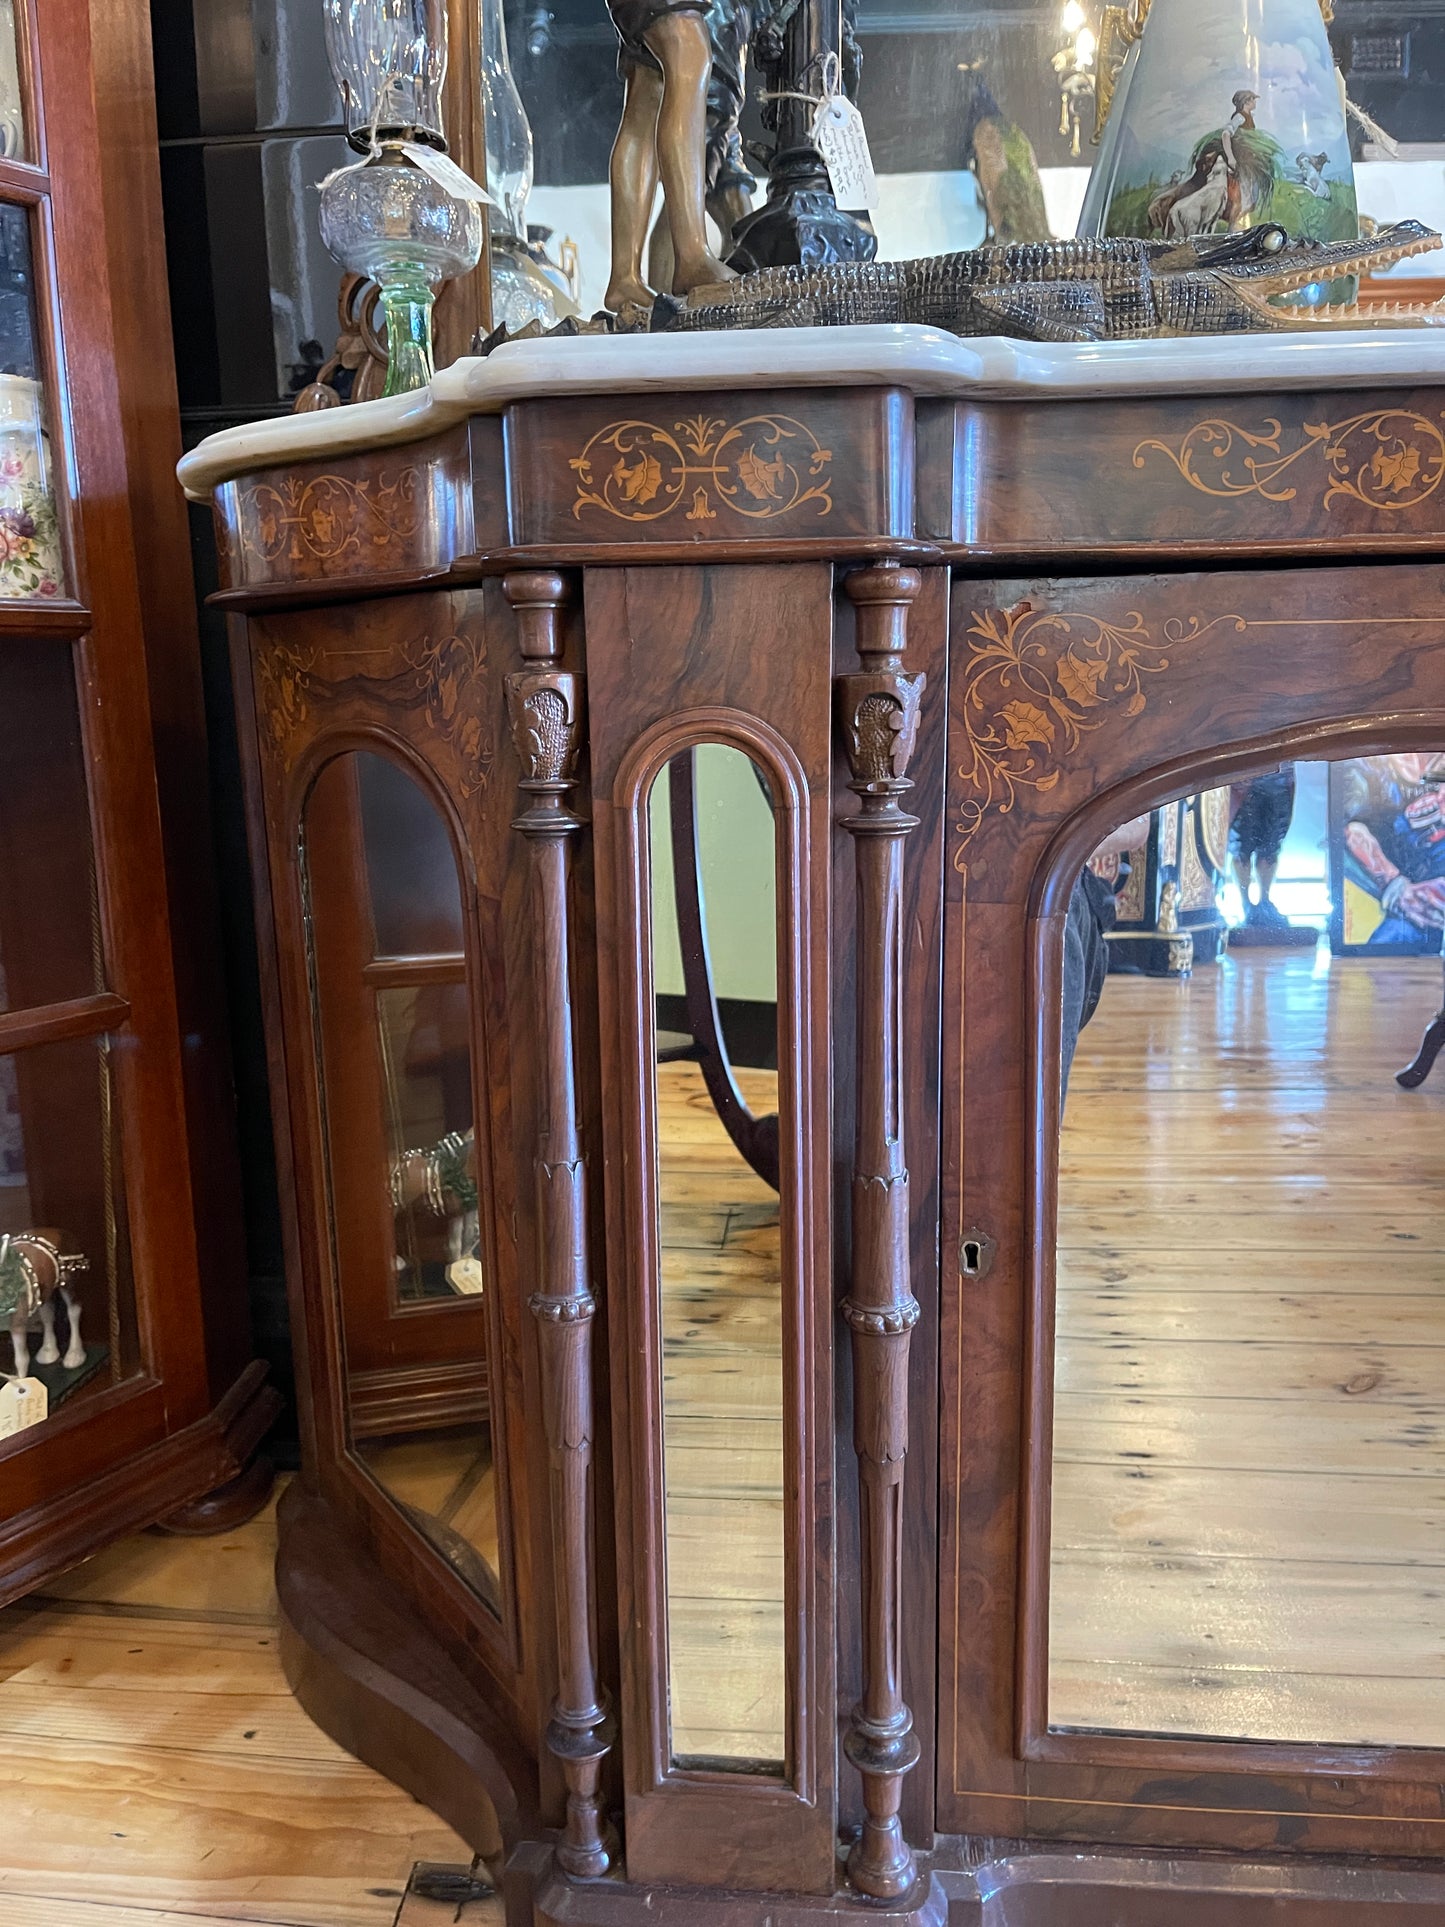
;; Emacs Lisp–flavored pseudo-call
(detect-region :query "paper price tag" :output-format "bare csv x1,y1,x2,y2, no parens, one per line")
398,142,493,207
447,1256,487,1297
810,96,879,211
0,1375,47,1439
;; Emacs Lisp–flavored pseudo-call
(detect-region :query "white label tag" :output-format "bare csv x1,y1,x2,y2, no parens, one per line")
0,1376,47,1439
398,142,493,206
446,1256,487,1297
811,96,879,211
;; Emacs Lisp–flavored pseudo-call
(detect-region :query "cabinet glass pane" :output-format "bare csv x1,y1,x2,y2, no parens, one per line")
0,1,24,164
0,644,102,1014
650,745,787,1773
0,1032,137,1436
0,206,62,601
357,751,465,958
303,749,498,1616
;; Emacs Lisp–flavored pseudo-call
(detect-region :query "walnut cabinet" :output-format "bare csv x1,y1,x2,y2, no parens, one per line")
189,338,1445,1925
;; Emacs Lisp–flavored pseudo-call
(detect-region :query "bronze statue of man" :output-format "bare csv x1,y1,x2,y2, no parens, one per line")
605,0,738,308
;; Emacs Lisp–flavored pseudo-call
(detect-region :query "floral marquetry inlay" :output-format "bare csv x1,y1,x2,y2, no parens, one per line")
1133,409,1445,512
569,412,832,525
952,606,1232,862
234,467,424,566
255,631,492,796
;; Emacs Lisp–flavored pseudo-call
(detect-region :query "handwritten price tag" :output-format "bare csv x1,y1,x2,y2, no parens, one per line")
398,142,493,206
0,1376,47,1439
811,96,879,211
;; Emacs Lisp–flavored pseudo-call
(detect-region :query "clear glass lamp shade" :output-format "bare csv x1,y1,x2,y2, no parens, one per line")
318,152,483,395
480,0,533,240
324,0,449,147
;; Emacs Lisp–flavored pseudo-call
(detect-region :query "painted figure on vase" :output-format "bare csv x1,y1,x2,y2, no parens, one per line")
1079,0,1356,245
1148,91,1283,237
605,0,738,309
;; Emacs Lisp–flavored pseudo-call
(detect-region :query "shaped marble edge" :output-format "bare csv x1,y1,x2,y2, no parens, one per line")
176,323,1445,501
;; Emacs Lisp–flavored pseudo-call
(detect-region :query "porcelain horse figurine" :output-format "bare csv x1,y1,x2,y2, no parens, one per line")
0,1229,88,1378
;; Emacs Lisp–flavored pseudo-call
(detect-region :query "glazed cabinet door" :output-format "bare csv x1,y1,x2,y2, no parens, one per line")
240,586,538,1735
0,0,215,1563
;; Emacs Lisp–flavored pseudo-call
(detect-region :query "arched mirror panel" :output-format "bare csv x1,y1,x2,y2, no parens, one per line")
647,741,786,1773
1046,749,1445,1753
302,746,500,1617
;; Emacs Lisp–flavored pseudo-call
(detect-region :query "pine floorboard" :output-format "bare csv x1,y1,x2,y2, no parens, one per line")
1052,946,1445,1747
0,1488,495,1927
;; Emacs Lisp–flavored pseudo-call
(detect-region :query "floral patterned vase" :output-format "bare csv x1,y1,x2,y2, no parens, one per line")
0,374,62,599
1078,0,1356,247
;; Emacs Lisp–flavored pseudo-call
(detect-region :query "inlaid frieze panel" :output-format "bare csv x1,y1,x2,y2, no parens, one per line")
925,390,1445,557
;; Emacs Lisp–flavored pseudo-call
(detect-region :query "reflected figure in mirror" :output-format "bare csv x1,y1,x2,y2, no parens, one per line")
0,1228,86,1377
1062,814,1149,1093
1229,765,1300,940
606,0,739,308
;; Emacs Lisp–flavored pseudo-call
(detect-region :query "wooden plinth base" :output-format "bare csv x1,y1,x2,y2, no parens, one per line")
512,1841,947,1927
274,1479,535,1863
514,1840,1445,1926
940,1846,1445,1923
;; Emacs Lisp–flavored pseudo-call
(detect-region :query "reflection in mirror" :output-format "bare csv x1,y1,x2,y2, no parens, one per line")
1050,754,1445,1748
650,744,786,1772
0,1032,137,1435
303,750,498,1613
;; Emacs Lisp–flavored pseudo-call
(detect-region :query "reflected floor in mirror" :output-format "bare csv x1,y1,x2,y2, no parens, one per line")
1052,945,1445,1747
658,1058,784,1766
355,1428,500,1607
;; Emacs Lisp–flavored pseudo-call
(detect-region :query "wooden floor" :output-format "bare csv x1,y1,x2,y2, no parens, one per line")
658,1060,785,1768
1052,945,1445,1747
0,1488,498,1927
6,949,1436,1913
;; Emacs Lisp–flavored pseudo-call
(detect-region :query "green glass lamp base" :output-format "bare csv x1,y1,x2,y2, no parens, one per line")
379,278,437,396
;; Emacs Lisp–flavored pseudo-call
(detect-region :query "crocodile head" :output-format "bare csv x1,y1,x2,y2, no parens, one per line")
1152,219,1445,329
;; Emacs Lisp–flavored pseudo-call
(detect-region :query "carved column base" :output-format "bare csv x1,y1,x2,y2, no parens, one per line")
844,1713,923,1900
726,147,878,272
547,1713,619,1879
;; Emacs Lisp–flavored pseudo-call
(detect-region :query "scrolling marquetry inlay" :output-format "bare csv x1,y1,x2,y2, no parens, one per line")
235,468,425,564
569,412,833,525
1133,409,1445,512
952,605,1229,860
255,631,493,796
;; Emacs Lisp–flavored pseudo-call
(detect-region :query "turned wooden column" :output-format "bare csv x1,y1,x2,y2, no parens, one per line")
504,571,615,1879
836,560,925,1901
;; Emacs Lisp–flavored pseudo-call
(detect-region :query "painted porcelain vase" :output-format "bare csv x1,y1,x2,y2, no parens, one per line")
1078,0,1356,246
0,375,62,600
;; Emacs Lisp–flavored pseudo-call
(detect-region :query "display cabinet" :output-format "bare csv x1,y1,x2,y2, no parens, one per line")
0,0,276,1598
185,327,1445,1923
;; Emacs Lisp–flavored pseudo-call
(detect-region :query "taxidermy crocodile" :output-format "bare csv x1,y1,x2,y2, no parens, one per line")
482,222,1443,349
659,222,1443,341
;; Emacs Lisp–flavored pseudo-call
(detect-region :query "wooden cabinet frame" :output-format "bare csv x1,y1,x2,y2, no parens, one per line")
940,561,1445,1859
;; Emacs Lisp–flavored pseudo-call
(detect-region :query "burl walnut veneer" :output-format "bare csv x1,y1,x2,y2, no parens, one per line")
184,329,1445,1925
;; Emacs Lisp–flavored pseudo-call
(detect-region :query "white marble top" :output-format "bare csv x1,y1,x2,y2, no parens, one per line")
178,322,1445,500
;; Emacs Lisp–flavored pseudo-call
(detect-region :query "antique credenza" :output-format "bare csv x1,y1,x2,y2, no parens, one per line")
182,328,1445,1924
